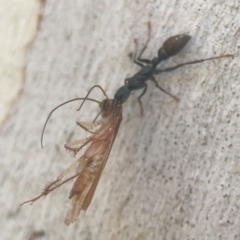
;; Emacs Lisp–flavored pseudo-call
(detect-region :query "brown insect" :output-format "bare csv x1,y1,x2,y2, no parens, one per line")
21,85,123,225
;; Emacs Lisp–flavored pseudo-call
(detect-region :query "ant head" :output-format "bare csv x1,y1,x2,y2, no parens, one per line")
114,86,131,105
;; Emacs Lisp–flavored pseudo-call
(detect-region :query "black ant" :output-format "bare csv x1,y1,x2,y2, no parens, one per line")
113,22,233,115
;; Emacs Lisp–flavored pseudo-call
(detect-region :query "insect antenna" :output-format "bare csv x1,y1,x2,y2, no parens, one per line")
77,85,109,112
93,111,101,123
41,97,100,148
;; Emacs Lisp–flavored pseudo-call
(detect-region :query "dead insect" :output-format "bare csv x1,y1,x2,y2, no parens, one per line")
21,85,122,225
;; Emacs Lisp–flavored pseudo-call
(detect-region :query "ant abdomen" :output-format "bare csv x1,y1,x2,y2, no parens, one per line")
158,34,191,60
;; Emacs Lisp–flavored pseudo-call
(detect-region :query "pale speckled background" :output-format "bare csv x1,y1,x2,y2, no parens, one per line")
1,0,240,239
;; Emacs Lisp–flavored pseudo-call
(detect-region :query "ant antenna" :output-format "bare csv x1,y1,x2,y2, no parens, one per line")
41,97,100,148
77,85,109,112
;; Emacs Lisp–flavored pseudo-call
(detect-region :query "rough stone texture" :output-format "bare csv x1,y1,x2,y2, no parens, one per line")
1,0,240,239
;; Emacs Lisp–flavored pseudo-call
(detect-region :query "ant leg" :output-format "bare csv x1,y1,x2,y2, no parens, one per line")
130,22,152,67
130,39,145,67
155,54,233,74
151,77,179,101
137,83,147,116
136,22,152,64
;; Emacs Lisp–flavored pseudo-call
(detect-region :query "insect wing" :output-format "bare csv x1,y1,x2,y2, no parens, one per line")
82,117,122,210
64,109,122,225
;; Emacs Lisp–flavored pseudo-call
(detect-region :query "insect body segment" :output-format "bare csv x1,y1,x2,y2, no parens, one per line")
159,34,191,60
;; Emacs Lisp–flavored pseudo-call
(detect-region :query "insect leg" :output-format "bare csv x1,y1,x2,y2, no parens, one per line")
93,111,101,123
155,54,233,74
76,121,98,134
137,83,147,116
136,22,152,64
20,171,79,206
151,76,179,101
129,39,145,67
56,157,86,181
65,138,92,156
129,22,152,66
